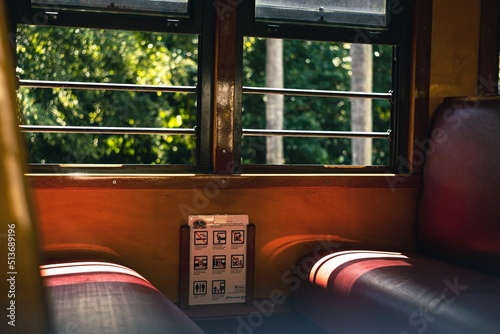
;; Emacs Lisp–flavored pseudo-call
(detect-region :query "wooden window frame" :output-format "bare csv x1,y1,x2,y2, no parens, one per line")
478,0,499,96
228,0,415,174
9,0,432,178
12,0,214,174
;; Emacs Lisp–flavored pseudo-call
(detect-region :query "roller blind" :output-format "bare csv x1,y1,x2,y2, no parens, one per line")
255,0,387,27
32,0,190,17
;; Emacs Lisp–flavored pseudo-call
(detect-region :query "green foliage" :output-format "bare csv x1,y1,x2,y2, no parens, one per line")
17,26,393,166
242,38,393,165
17,25,198,164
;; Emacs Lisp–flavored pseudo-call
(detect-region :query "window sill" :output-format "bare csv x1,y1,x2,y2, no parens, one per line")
27,173,421,190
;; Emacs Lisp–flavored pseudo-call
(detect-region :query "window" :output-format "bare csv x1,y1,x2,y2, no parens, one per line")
13,0,211,173
241,39,393,166
239,0,412,172
12,0,413,174
17,26,198,166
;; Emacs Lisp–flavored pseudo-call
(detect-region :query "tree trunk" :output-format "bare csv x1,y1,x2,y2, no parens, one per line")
350,43,373,165
265,38,284,164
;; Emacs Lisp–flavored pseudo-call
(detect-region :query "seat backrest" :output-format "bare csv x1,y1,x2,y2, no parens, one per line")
418,97,500,276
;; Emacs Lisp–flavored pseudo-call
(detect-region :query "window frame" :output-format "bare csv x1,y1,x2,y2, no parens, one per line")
15,0,203,33
10,0,416,175
236,0,413,174
478,0,499,96
12,0,214,174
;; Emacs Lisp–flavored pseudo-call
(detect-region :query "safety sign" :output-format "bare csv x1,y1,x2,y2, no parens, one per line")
188,214,248,305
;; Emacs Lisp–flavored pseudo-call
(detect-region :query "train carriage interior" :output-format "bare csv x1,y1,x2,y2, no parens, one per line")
1,0,500,333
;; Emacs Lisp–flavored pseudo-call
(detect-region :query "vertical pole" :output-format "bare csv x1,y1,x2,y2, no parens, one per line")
477,0,499,95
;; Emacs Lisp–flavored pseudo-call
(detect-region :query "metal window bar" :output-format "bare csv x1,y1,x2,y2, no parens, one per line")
18,81,390,140
18,79,197,94
243,129,391,140
242,86,392,101
242,86,392,141
18,79,197,137
19,125,196,136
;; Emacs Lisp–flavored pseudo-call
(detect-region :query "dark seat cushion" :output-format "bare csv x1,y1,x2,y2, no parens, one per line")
292,98,500,333
41,261,205,334
292,250,500,334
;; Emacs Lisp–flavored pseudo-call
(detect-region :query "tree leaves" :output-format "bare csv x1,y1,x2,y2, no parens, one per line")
16,26,392,166
242,38,392,165
17,26,197,165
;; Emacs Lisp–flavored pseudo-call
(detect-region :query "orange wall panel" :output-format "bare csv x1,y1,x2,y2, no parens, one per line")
33,181,419,301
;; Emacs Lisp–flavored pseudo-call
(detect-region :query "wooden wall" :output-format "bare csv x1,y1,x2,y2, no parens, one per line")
429,0,481,114
31,175,420,301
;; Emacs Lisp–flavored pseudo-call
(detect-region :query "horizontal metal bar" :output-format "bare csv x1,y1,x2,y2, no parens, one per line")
20,125,195,136
18,79,197,94
243,129,391,140
243,86,392,100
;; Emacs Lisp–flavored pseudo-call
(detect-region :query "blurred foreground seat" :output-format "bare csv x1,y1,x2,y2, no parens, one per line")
42,261,205,334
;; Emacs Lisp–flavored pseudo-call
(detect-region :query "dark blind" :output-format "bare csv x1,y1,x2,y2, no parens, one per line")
32,0,190,17
255,0,387,27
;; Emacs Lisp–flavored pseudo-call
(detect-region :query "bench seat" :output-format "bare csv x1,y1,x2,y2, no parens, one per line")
293,250,500,334
41,261,205,334
292,97,500,334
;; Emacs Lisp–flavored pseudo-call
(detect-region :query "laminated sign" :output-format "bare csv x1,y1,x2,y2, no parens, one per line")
188,214,248,305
